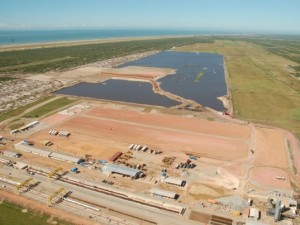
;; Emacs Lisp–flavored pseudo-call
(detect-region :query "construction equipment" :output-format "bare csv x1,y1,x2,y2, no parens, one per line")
22,140,34,145
48,167,63,179
41,140,52,146
185,152,201,158
189,155,198,160
232,210,241,216
70,167,78,173
48,187,65,206
16,177,34,194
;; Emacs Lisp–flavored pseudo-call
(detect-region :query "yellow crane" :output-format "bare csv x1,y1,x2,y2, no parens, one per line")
48,167,63,179
48,187,65,206
16,177,34,194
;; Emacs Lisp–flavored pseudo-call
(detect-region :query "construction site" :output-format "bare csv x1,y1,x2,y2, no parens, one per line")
0,92,299,225
0,48,299,225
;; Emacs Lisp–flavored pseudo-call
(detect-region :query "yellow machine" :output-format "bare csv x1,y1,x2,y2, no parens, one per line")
16,177,35,194
48,167,63,179
48,187,65,206
232,210,241,216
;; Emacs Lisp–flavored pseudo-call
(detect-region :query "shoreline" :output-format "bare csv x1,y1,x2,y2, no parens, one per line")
0,34,196,52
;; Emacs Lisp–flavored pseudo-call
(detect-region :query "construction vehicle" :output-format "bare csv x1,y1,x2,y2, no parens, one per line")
48,167,63,179
70,167,78,173
189,155,198,160
16,177,35,194
48,187,65,206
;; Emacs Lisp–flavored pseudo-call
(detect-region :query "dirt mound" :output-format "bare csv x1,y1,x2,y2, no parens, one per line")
188,184,223,199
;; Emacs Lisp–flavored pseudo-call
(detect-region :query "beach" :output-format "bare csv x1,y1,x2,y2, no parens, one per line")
0,30,197,52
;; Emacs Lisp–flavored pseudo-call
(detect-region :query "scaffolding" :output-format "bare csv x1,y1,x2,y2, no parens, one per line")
16,177,34,194
48,167,63,179
48,187,65,206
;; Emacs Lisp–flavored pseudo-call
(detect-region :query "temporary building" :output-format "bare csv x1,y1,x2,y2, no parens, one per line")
19,121,39,131
102,163,141,178
164,177,185,186
49,152,81,164
243,207,250,219
0,158,10,164
109,152,122,162
3,151,21,158
14,142,82,164
14,143,51,157
14,162,28,170
150,188,177,199
11,129,19,134
249,208,260,220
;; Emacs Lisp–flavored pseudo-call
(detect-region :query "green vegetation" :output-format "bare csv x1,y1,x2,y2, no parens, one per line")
177,37,300,137
245,37,300,79
287,140,297,174
0,201,73,225
23,97,77,118
0,76,15,82
214,35,300,79
291,108,300,121
194,71,204,83
207,117,214,121
0,96,54,122
9,122,25,130
0,37,212,73
292,66,300,78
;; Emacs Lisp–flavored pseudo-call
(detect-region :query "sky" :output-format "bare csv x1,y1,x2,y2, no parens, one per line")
0,0,299,34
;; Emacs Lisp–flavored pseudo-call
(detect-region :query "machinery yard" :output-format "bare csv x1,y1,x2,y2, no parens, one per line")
1,98,299,225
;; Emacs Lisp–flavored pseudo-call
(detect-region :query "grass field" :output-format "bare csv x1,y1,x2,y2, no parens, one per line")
23,97,77,118
177,39,300,136
0,96,54,122
0,201,73,225
8,122,25,130
0,37,212,73
214,36,300,78
0,76,15,82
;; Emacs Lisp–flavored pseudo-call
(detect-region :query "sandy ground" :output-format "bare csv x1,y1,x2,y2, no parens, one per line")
26,65,176,86
250,167,291,189
52,116,248,161
27,104,251,161
251,127,289,168
87,107,251,139
100,66,176,79
2,101,299,213
40,114,71,126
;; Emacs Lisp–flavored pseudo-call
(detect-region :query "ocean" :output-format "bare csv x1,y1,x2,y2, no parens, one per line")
0,29,214,46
